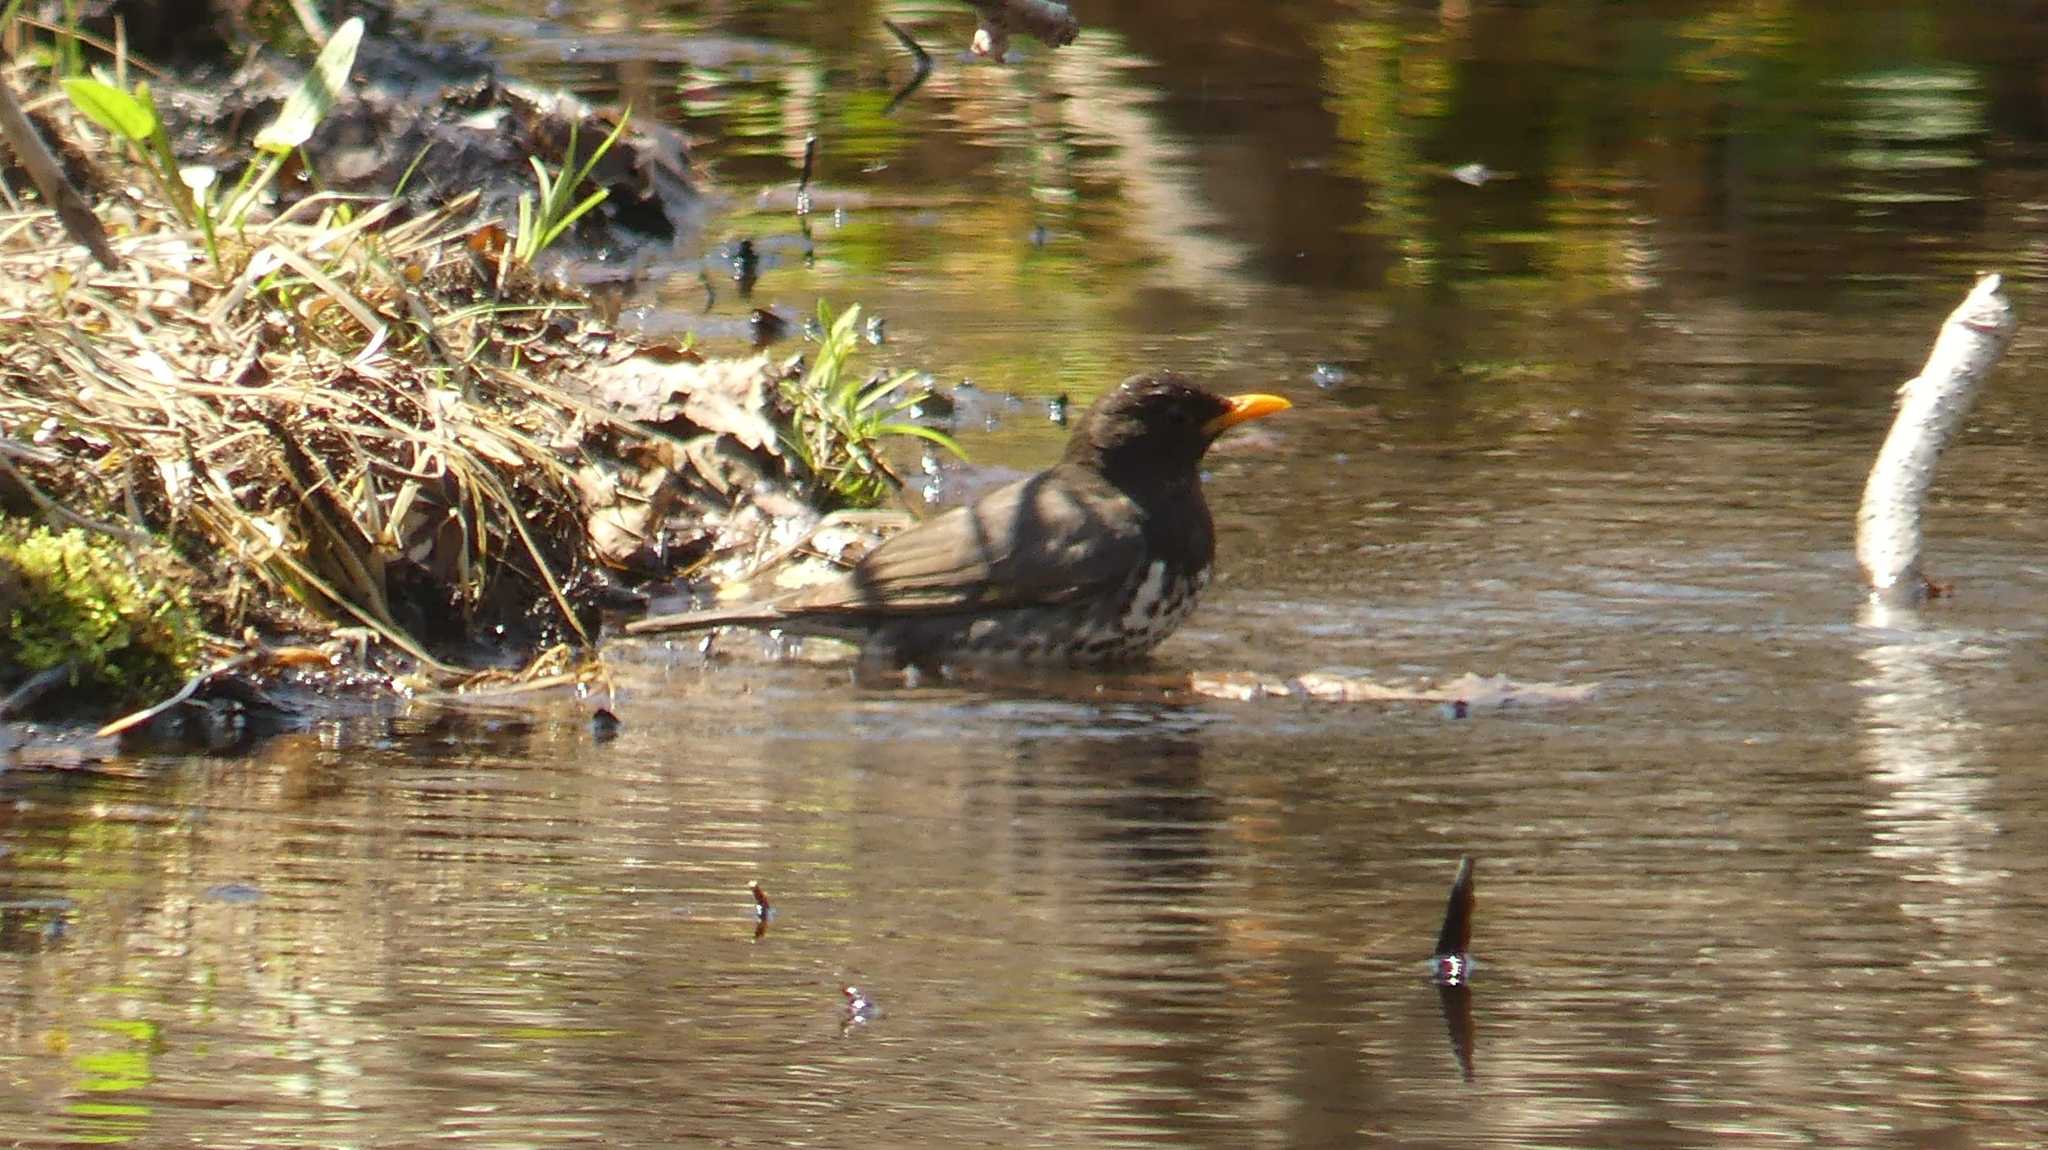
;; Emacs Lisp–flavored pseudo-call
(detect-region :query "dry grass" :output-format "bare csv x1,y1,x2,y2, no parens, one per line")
0,91,676,684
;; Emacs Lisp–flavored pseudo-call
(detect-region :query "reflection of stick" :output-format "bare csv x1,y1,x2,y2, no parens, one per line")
1856,274,2016,604
881,19,933,116
0,70,121,269
963,0,1079,59
1436,983,1476,1082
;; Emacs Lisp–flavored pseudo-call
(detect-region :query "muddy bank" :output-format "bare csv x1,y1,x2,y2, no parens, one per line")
0,2,951,737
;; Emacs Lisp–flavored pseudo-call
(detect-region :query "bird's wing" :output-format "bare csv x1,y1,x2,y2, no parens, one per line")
784,467,1145,615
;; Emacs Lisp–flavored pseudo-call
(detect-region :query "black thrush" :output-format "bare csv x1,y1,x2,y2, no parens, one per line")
625,372,1290,666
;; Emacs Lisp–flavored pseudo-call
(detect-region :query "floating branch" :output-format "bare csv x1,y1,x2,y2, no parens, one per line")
1856,273,2017,604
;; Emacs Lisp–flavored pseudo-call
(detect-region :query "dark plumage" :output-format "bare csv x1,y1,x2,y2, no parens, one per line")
624,372,1290,666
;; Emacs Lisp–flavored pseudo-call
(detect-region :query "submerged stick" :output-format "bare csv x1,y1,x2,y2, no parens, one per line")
0,69,121,270
1856,274,2017,604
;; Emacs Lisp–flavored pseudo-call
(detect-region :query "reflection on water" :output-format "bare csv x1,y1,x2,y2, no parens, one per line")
1856,604,2001,941
10,1,2048,1146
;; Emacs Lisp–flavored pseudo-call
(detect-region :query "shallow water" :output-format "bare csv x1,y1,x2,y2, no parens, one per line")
10,2,2048,1146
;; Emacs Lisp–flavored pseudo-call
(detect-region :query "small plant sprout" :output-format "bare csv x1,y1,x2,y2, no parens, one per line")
62,74,200,227
781,301,966,509
223,16,364,226
61,16,364,268
513,110,631,267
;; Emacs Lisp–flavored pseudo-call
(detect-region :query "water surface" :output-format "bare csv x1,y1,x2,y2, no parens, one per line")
8,2,2048,1146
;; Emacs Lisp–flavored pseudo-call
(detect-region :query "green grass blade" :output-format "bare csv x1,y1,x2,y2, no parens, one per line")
254,16,363,153
537,187,609,252
875,422,967,458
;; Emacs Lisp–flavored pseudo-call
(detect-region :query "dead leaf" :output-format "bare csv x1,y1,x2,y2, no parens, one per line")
576,461,677,570
586,353,783,454
677,433,773,498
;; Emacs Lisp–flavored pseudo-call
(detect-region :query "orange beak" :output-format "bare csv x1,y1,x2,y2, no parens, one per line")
1203,393,1292,437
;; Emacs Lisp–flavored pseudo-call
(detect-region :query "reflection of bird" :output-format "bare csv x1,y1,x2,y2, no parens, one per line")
626,373,1290,666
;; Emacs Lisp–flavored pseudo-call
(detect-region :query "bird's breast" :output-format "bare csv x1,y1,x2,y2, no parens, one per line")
1081,559,1209,661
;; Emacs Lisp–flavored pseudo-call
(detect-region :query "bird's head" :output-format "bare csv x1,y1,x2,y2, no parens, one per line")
1065,372,1291,488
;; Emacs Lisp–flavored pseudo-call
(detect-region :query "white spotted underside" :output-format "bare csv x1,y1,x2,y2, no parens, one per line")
1077,560,1209,662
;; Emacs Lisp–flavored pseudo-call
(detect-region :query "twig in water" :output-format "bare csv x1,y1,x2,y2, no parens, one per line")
1430,856,1476,985
881,19,933,116
96,651,259,738
1430,856,1478,1081
1856,273,2016,605
796,134,817,217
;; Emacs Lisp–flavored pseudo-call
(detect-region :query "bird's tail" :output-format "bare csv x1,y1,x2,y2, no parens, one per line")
623,602,789,637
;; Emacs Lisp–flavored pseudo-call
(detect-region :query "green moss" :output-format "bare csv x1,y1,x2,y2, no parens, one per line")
0,523,201,706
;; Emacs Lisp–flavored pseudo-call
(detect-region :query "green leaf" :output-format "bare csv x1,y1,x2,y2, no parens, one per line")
253,16,363,153
856,369,919,413
875,422,967,458
536,187,609,252
62,77,156,142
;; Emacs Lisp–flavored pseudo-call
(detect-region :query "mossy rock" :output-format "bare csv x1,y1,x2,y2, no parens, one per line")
0,523,201,708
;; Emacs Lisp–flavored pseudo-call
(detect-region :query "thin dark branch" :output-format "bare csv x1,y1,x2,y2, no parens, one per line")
796,134,817,216
0,70,121,269
882,19,933,117
0,663,74,719
1432,855,1476,961
96,651,259,738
